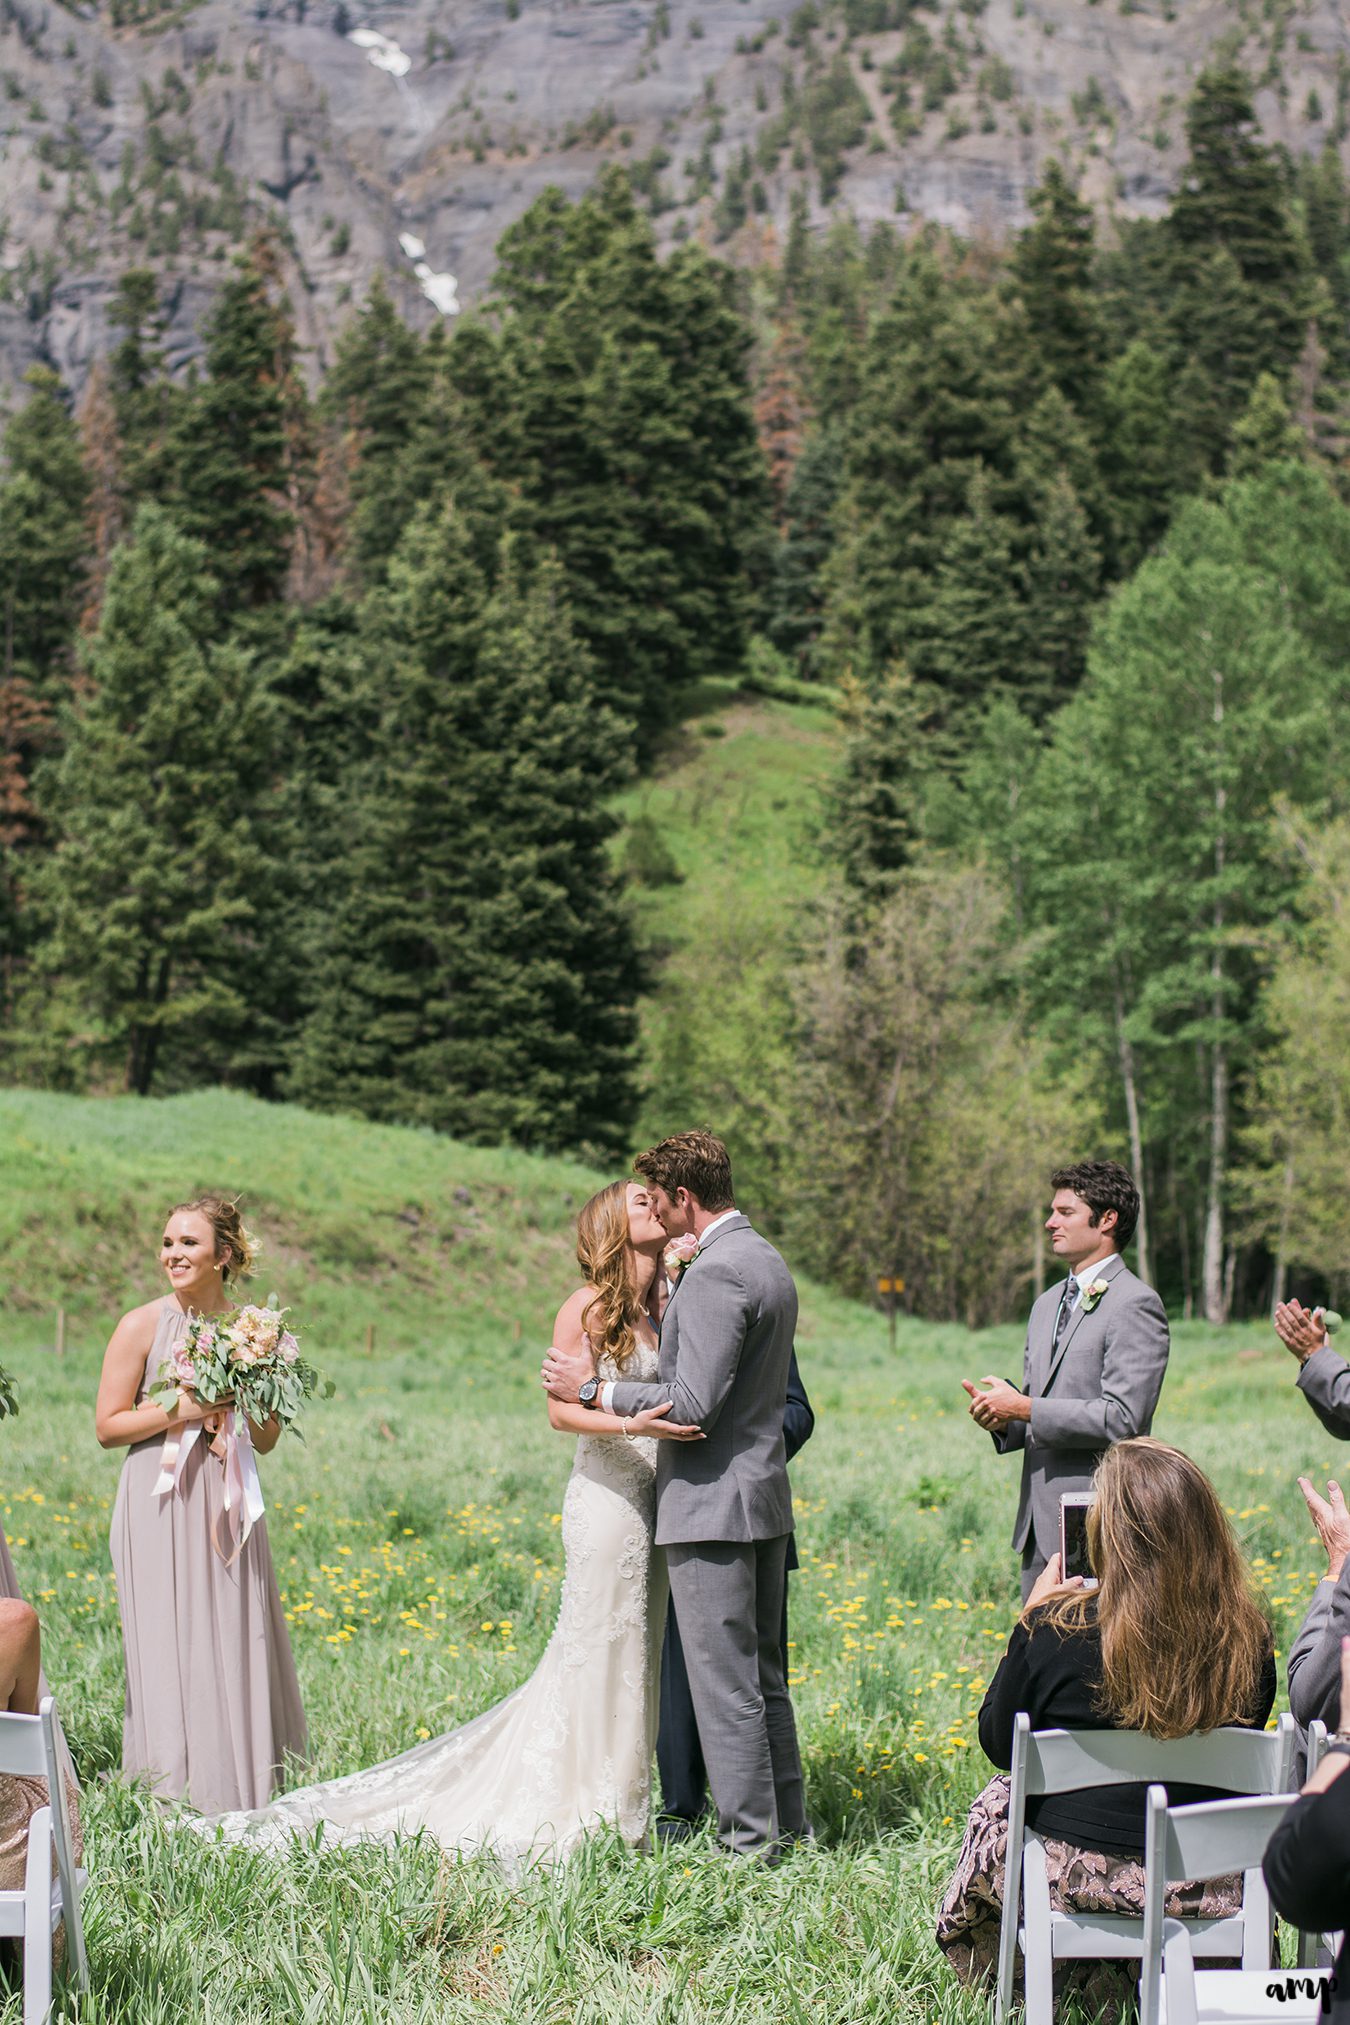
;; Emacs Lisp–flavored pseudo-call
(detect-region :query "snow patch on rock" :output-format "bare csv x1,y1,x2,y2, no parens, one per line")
349,28,412,78
414,263,460,316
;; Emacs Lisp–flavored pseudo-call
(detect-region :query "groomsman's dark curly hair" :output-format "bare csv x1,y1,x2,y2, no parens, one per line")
635,1131,735,1211
1051,1160,1140,1250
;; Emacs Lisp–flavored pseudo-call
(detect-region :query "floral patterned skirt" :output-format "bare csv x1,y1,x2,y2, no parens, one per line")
937,1774,1242,2008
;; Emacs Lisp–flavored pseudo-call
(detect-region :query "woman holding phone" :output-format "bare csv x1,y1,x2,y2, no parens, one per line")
937,1438,1275,1997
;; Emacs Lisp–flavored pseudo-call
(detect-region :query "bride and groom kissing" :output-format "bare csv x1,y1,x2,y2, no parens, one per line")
203,1130,812,1869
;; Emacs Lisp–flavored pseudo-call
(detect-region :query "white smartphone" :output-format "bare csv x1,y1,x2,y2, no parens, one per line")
1059,1491,1098,1588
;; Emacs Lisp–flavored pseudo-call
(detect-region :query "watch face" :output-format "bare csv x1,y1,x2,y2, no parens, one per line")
580,1379,598,1403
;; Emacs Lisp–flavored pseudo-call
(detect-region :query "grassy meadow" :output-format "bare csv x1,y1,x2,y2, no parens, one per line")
0,1086,1334,2021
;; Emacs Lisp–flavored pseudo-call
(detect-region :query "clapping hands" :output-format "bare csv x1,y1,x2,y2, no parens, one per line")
1298,1475,1350,1585
1275,1300,1330,1364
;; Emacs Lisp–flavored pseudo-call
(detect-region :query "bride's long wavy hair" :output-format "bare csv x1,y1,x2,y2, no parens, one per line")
577,1181,648,1374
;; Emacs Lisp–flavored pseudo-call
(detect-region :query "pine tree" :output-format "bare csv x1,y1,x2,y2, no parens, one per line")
1166,67,1309,399
288,505,638,1153
451,169,770,735
107,267,180,506
0,366,90,698
1229,371,1305,474
768,428,843,675
77,364,126,625
754,313,812,524
320,274,435,586
0,367,91,881
1022,470,1102,710
832,665,939,903
25,506,285,1093
1013,159,1104,417
170,243,298,612
1099,339,1185,572
827,252,1037,682
910,465,1029,723
1012,384,1115,572
1300,143,1350,365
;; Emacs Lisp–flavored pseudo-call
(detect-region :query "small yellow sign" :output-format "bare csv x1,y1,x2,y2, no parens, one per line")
876,1276,905,1295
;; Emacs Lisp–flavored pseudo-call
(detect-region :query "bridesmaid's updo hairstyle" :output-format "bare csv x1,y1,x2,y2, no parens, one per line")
169,1195,258,1283
576,1181,645,1374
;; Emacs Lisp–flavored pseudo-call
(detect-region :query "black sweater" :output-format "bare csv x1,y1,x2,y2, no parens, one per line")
1264,1773,1350,2024
978,1610,1277,1861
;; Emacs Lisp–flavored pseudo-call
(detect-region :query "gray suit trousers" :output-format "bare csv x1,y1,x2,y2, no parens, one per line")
665,1534,806,1853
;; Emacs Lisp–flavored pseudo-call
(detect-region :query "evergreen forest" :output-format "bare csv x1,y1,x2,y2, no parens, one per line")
4,61,1350,1329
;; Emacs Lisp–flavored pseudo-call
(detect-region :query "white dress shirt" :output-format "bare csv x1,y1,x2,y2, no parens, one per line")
1064,1253,1119,1296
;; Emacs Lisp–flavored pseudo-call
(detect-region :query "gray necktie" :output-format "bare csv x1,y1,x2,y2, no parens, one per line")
1053,1278,1080,1349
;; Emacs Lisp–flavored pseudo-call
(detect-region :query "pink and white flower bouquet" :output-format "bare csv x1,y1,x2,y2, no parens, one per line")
149,1298,332,1562
149,1298,332,1436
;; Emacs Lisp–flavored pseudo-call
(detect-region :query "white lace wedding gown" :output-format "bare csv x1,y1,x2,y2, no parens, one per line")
201,1341,668,1872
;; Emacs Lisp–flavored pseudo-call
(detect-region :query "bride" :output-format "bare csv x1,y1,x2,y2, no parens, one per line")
201,1179,701,1868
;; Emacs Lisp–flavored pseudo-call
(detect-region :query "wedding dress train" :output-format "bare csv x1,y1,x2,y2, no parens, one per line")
201,1342,668,1871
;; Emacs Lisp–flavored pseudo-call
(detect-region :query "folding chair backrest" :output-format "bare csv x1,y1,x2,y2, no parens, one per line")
1154,1792,1295,1885
1306,1719,1328,1780
1026,1718,1296,1800
38,1698,82,1958
1139,1789,1298,2025
0,1709,52,1780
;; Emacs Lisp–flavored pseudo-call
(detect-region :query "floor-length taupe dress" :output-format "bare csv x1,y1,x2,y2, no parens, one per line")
110,1298,307,1814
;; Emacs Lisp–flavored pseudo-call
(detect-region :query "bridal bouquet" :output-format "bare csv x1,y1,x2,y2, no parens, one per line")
149,1299,332,1562
149,1299,332,1437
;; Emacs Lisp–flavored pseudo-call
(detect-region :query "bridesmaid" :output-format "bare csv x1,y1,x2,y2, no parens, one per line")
96,1195,307,1814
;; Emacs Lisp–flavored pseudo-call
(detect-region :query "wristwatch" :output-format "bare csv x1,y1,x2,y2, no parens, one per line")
578,1378,600,1409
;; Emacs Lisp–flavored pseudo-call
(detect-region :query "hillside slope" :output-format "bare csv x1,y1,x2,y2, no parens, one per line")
0,0,1343,396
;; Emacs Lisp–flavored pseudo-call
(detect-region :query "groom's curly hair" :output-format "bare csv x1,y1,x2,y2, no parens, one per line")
635,1132,735,1211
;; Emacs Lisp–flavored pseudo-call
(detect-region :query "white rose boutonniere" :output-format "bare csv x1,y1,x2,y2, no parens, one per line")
1080,1279,1111,1315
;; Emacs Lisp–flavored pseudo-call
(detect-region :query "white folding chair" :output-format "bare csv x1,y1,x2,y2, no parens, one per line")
0,1698,89,2025
1139,1789,1322,2023
994,1712,1298,2023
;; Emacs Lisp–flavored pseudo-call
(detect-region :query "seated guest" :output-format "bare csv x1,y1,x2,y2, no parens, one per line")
1287,1475,1350,1731
0,1598,81,1915
1274,1300,1350,1440
937,1438,1274,1993
1264,1633,1350,2024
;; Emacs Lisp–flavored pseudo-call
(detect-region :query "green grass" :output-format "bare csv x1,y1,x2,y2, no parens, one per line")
0,1090,1335,2019
615,678,841,943
614,682,841,1188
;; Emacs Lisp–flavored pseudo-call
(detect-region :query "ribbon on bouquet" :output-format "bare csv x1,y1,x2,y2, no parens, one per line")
151,1409,266,1566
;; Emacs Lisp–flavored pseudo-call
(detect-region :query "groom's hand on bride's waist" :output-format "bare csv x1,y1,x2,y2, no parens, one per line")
542,1343,595,1402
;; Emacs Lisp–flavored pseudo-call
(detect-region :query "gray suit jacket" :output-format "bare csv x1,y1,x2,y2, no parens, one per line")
1296,1344,1350,1441
609,1214,797,1549
995,1254,1170,1562
1287,1568,1350,1729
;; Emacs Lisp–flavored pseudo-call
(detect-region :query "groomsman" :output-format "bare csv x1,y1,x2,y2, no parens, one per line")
656,1351,814,1839
962,1161,1170,1599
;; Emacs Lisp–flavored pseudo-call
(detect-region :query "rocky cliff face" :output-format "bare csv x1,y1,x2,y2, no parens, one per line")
0,0,1344,398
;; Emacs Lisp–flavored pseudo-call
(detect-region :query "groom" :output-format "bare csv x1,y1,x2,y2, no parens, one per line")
543,1130,806,1856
